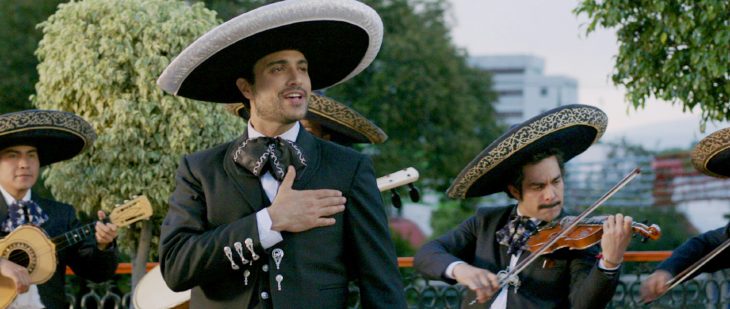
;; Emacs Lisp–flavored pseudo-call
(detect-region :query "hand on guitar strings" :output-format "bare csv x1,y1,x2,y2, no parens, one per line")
0,257,31,294
95,210,118,251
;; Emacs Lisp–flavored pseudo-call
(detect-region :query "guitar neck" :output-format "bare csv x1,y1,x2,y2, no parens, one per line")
51,223,96,249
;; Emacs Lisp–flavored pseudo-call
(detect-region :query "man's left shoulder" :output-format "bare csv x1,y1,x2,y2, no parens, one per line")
318,139,367,165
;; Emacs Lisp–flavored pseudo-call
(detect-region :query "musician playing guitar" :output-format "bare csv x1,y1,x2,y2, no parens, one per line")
414,105,634,308
0,110,118,309
640,127,730,303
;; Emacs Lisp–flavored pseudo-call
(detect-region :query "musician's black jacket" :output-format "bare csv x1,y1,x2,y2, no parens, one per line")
0,195,119,309
656,222,730,279
159,128,406,308
414,205,619,309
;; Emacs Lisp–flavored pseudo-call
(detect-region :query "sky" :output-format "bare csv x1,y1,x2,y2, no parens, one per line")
443,1,730,231
447,0,729,151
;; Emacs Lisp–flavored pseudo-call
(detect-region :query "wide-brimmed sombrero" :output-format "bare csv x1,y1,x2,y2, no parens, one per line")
691,127,730,178
225,94,387,144
0,110,96,166
447,104,607,199
158,0,383,104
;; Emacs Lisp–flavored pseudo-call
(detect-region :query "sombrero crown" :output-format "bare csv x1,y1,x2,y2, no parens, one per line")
158,0,383,104
226,94,388,145
447,104,607,199
691,127,730,178
0,110,96,166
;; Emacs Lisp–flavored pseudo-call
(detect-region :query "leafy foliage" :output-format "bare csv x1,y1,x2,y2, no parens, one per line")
0,0,63,113
575,0,730,123
325,0,502,192
33,0,244,255
429,200,479,238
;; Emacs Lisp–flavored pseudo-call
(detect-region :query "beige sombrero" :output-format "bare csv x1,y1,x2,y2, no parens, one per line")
0,110,96,166
691,127,730,178
226,94,387,145
157,0,383,105
447,104,608,199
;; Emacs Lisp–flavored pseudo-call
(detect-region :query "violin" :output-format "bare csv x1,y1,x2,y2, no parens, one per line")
469,168,641,306
526,216,662,254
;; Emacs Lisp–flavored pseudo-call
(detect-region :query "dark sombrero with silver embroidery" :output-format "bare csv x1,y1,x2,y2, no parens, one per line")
157,0,383,105
447,104,608,199
225,94,388,144
0,110,96,166
691,127,730,178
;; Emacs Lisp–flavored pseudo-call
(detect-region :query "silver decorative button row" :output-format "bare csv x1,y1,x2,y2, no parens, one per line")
261,291,269,300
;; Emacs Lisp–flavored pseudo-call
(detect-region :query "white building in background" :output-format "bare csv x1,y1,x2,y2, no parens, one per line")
469,55,578,126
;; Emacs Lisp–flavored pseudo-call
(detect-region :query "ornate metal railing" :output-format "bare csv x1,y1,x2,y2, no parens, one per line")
63,252,730,309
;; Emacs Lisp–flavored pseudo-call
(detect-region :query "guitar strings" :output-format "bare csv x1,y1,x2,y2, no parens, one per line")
6,222,99,267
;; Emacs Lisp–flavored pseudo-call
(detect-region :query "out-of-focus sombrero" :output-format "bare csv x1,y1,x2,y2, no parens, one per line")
225,94,387,144
157,0,383,104
691,127,730,178
447,104,607,199
0,110,96,166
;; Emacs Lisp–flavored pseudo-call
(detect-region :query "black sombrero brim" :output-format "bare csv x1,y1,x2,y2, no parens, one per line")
691,127,730,178
447,104,608,199
225,94,387,145
158,0,383,104
0,110,96,166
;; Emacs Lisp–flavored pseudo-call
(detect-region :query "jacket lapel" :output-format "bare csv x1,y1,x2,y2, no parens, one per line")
290,128,319,190
0,195,7,222
223,131,265,213
496,206,518,269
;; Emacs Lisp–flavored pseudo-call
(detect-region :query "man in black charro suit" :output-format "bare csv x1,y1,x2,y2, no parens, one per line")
0,110,118,309
156,1,405,308
414,105,634,308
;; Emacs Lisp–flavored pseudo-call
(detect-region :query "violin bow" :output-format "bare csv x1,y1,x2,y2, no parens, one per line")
469,167,641,306
649,237,730,303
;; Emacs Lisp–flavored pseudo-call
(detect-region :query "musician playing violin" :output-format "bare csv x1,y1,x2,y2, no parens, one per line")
0,110,118,309
414,105,634,309
640,127,730,303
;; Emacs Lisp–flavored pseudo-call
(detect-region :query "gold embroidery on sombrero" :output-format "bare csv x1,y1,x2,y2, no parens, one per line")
309,95,386,143
448,106,607,199
0,110,96,149
691,128,730,178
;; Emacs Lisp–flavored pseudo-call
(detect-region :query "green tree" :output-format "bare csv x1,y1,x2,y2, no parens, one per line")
575,0,730,124
0,0,64,113
33,0,243,288
325,0,501,192
429,200,478,238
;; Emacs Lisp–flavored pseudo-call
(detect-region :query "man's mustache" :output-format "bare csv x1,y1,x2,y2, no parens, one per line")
538,201,561,210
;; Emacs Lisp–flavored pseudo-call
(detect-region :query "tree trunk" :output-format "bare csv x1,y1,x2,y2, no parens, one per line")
131,220,153,308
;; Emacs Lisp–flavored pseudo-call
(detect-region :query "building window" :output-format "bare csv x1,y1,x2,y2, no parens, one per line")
497,111,523,118
540,87,548,96
497,90,523,97
488,68,525,74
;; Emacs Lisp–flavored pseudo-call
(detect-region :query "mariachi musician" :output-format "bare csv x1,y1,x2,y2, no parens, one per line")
134,95,396,309
0,110,118,309
156,0,405,307
414,104,634,308
640,127,730,302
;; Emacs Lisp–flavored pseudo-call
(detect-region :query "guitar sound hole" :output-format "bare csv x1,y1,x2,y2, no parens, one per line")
8,250,30,268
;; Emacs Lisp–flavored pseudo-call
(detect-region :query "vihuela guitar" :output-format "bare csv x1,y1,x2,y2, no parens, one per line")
377,167,419,192
0,195,153,308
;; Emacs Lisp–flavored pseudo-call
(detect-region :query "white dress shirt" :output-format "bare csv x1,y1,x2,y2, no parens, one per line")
248,121,301,249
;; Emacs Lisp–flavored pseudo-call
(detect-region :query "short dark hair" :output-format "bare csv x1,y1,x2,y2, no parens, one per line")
505,148,565,199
